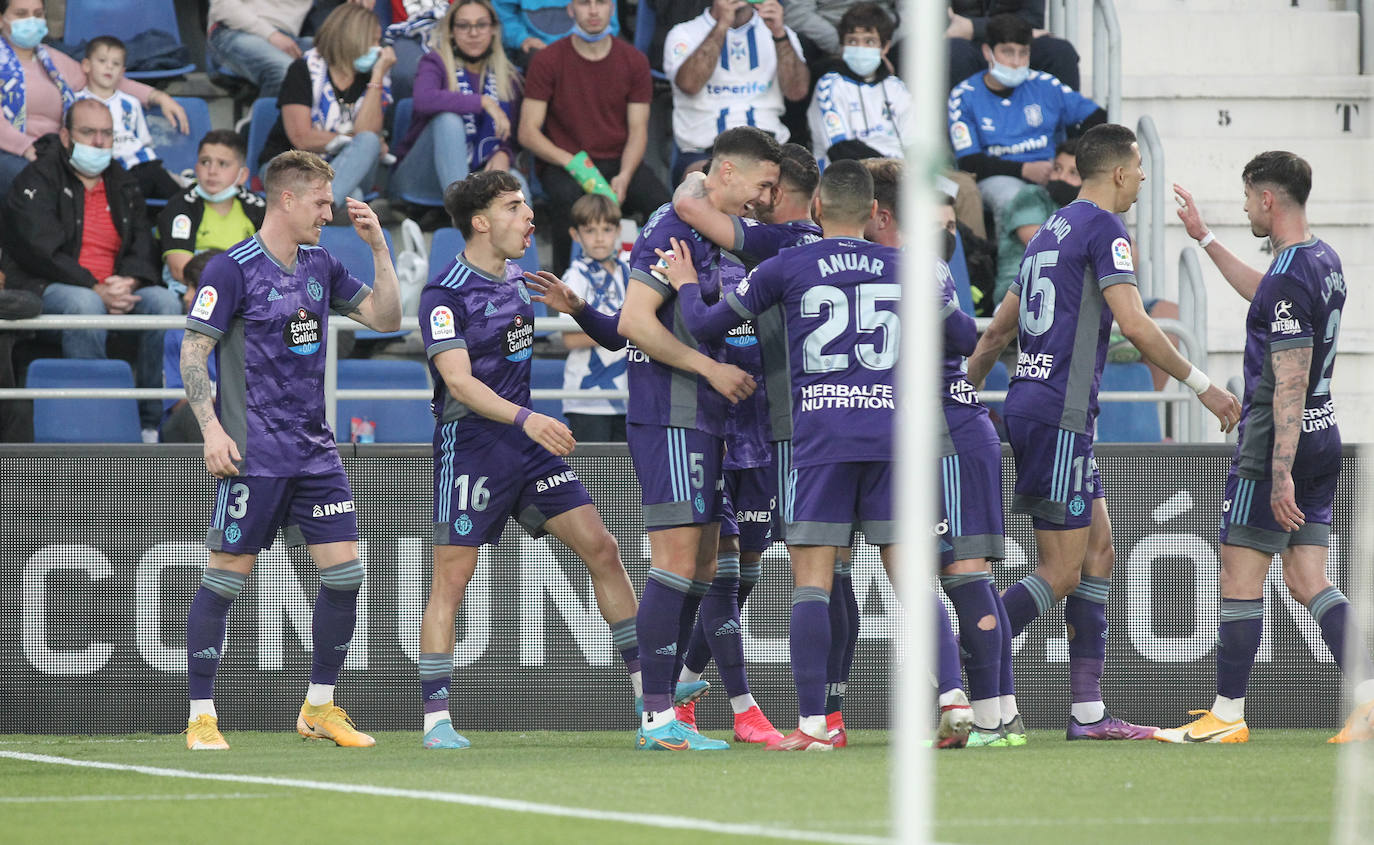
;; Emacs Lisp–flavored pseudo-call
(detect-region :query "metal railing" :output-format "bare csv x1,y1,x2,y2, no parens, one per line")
1091,0,1122,122
1134,114,1167,303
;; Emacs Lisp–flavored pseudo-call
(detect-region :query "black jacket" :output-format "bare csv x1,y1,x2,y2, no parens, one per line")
0,133,161,295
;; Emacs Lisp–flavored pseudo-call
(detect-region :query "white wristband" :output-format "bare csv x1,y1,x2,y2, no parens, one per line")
1197,231,1215,248
1183,365,1211,395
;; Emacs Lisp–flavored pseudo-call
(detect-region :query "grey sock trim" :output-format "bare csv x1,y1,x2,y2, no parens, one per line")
609,617,638,649
201,567,247,599
647,567,692,593
939,571,993,590
792,586,830,606
716,554,741,579
689,579,711,598
319,558,364,590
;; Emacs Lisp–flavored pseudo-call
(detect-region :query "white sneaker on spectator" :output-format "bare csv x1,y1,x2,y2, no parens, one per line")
141,428,159,444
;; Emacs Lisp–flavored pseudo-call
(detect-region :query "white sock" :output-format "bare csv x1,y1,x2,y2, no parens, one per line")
1071,701,1105,723
937,688,966,709
305,683,334,707
971,698,1000,730
999,694,1020,722
629,670,643,699
189,699,216,720
642,707,675,731
1211,694,1245,723
423,711,451,733
799,715,828,740
729,693,757,715
678,667,703,684
1354,678,1374,705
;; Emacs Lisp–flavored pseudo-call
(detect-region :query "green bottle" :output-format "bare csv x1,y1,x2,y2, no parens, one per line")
564,151,617,200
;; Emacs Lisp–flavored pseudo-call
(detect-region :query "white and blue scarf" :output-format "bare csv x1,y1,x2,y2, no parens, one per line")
304,48,390,147
0,36,75,132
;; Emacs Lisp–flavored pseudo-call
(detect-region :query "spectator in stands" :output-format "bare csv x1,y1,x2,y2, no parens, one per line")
520,0,665,271
381,0,451,102
160,249,222,443
259,3,395,213
946,0,1081,92
207,0,314,97
0,271,40,442
393,0,526,218
947,14,1103,222
559,193,628,442
159,130,266,290
994,137,1078,306
664,0,808,182
0,0,188,198
806,3,908,164
937,192,996,316
0,99,181,440
76,36,182,203
783,0,898,57
494,0,621,66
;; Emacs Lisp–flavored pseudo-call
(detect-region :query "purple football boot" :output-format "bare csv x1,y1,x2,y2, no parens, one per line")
1066,713,1158,741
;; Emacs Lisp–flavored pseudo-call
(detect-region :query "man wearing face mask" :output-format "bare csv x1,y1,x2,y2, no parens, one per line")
993,137,1078,307
806,3,909,165
947,14,1104,223
0,98,181,441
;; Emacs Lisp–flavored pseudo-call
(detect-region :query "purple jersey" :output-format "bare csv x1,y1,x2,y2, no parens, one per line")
1232,238,1344,478
1003,199,1137,435
939,259,993,454
419,254,533,428
732,217,823,267
626,203,730,437
724,238,901,468
186,234,369,477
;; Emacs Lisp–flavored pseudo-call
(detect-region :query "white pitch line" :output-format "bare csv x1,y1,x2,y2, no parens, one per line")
0,793,277,804
937,815,1330,828
0,751,891,845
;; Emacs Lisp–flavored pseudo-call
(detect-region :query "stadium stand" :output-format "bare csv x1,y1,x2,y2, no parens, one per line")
336,358,433,443
1095,362,1161,443
143,96,214,201
245,97,278,188
530,355,568,425
27,358,142,443
62,0,197,80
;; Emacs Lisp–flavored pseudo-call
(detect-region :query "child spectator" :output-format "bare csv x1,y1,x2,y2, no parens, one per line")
160,248,221,442
158,130,266,292
807,3,909,164
559,193,628,442
77,36,182,202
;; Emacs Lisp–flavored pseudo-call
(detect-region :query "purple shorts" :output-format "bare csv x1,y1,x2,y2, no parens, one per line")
1006,416,1104,531
720,466,779,553
206,465,358,555
786,461,893,547
1220,469,1336,554
433,422,593,547
938,437,1005,567
627,423,725,532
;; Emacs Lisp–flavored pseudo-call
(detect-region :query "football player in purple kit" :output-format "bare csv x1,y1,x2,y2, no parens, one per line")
966,124,1241,741
658,159,900,751
1159,155,1374,744
415,171,642,750
179,151,402,750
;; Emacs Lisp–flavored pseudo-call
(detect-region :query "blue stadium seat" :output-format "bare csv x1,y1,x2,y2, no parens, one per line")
336,359,434,443
143,96,212,208
429,228,466,279
317,227,403,340
64,0,196,79
530,357,567,425
1096,362,1162,442
246,97,277,187
632,1,668,81
28,358,142,443
388,99,445,208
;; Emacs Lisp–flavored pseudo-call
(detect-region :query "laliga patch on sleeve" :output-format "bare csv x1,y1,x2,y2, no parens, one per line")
1111,237,1134,271
950,121,972,151
430,305,456,340
170,214,192,241
190,286,217,320
735,272,752,297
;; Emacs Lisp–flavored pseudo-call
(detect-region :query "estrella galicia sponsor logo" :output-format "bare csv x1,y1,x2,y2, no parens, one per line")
311,501,355,518
693,492,705,514
284,308,322,355
534,470,577,493
724,320,758,348
225,522,242,544
1069,494,1086,517
307,277,323,301
504,313,534,362
455,514,473,536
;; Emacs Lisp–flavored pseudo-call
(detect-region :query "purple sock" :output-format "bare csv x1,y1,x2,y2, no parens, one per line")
311,559,363,685
1065,575,1109,705
935,596,963,696
1217,597,1264,699
639,569,689,714
994,587,1016,697
1309,587,1374,684
610,617,640,676
672,581,708,691
841,571,859,684
943,573,1001,704
682,616,713,675
791,587,832,718
418,652,451,716
699,557,749,697
187,569,243,700
739,557,761,606
1002,572,1056,635
826,560,854,714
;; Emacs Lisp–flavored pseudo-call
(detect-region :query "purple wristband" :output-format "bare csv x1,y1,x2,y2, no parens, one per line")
513,407,532,429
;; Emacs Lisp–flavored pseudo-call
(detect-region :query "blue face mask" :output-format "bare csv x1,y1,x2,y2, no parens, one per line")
989,60,1029,88
8,16,48,49
572,22,611,42
353,45,381,73
195,182,239,203
842,45,882,77
69,141,111,176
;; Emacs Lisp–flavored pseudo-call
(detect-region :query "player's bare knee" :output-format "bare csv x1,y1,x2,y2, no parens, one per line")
583,529,622,574
977,614,997,631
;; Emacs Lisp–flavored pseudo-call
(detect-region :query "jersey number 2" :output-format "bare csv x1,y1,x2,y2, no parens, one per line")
1314,308,1341,396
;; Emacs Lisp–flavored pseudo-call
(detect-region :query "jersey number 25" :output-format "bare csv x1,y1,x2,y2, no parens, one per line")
801,283,902,373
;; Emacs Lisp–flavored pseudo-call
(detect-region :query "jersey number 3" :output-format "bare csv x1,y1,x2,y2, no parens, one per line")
1018,250,1058,337
801,283,902,373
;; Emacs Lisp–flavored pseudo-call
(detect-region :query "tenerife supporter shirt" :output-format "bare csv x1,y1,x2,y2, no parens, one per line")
947,71,1099,163
723,237,901,467
1232,238,1344,478
419,255,534,427
626,203,730,438
663,9,803,151
1002,199,1135,435
186,234,370,476
561,255,629,417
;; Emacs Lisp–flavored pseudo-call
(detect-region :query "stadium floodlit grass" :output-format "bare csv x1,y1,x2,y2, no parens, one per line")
0,730,1340,844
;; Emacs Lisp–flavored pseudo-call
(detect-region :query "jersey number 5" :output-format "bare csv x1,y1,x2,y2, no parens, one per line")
1018,250,1058,337
801,283,902,373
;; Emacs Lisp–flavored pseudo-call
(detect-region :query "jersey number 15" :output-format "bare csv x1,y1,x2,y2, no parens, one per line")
1018,250,1058,337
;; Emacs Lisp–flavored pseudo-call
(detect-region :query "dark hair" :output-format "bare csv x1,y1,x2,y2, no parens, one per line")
63,97,109,131
817,159,875,224
1243,150,1311,206
778,142,819,196
183,248,224,288
837,2,895,45
1075,123,1137,180
85,35,126,60
861,157,901,217
570,192,621,228
711,126,783,168
1055,137,1079,159
444,170,523,238
198,129,247,162
985,13,1032,48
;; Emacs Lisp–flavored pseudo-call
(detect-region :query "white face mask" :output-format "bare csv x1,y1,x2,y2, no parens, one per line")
842,45,882,77
989,60,1028,88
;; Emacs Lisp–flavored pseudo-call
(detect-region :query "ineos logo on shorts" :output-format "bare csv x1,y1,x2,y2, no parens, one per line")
311,501,355,518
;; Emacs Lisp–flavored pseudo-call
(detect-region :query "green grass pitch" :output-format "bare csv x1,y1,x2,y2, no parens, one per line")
0,730,1342,844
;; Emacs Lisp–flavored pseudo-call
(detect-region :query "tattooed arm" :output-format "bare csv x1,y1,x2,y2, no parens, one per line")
1269,346,1311,531
181,331,241,478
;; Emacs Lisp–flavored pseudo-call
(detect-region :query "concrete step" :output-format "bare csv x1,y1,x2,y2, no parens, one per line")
1114,10,1359,77
1122,76,1372,139
1147,137,1373,204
